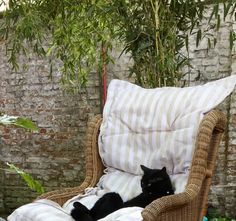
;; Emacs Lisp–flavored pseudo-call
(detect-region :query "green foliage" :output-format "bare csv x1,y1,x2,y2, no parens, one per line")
118,0,235,87
0,0,115,88
207,207,236,221
208,216,235,221
116,0,184,87
0,114,41,194
209,217,235,221
0,114,38,131
6,163,45,194
0,0,235,88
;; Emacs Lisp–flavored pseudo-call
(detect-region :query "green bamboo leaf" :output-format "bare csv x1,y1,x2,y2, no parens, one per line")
196,29,202,47
235,8,236,21
214,38,217,47
209,4,218,23
216,14,221,31
185,35,189,52
0,115,38,131
215,4,219,19
14,117,39,132
229,30,235,51
6,163,45,194
208,38,211,49
224,1,233,20
230,3,236,18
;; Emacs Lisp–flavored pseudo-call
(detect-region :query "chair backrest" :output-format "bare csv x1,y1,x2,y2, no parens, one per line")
97,78,235,197
81,77,233,220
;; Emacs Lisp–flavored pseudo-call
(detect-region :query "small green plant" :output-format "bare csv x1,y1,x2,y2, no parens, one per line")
207,207,236,221
4,163,45,194
208,218,235,221
0,114,38,132
0,114,44,194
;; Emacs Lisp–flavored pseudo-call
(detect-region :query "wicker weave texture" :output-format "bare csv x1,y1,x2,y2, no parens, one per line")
37,110,226,221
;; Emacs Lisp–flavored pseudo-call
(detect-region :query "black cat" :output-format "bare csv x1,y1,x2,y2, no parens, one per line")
123,165,174,208
72,192,123,221
71,165,174,221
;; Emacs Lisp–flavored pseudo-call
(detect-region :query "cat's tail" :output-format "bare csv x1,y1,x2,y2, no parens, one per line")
71,202,95,221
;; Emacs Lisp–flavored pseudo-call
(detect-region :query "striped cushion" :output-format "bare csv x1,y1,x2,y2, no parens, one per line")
98,76,236,197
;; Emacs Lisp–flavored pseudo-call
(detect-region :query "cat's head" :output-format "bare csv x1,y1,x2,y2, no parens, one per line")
140,165,174,197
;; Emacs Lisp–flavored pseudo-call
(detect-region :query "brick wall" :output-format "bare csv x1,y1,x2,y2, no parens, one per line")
0,42,101,216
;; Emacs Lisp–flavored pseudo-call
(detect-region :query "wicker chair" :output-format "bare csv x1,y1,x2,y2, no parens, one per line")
37,109,226,221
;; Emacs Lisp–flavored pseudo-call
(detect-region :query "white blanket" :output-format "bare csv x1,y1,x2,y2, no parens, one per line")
8,198,143,221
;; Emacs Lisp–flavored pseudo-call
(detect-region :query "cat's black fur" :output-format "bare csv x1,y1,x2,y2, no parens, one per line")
71,192,123,221
71,202,94,221
71,165,174,221
123,165,174,207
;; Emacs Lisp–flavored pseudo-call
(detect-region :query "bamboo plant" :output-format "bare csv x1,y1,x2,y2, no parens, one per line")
0,0,235,88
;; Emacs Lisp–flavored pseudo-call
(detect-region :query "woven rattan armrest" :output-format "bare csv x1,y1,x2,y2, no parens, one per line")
142,110,226,221
142,185,200,221
36,115,104,206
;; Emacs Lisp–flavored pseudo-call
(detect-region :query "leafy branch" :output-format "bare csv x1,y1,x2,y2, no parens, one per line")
0,114,38,132
0,114,42,194
4,163,44,194
0,0,235,88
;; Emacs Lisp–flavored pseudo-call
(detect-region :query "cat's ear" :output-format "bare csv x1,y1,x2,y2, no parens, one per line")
161,167,166,172
140,165,149,173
